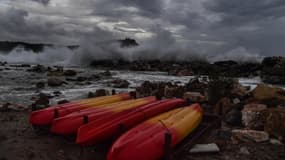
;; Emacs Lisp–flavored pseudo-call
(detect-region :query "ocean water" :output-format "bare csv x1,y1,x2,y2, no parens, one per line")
0,64,266,106
0,48,282,106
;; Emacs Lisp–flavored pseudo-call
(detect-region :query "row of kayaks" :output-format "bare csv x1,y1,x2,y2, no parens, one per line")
29,93,203,160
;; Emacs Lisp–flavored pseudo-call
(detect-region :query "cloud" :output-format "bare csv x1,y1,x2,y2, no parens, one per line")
202,0,285,56
31,0,50,5
0,0,285,60
204,0,285,25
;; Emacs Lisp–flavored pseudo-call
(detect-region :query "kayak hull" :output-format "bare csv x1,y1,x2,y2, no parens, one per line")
29,93,131,126
50,97,157,135
76,99,186,146
107,104,203,160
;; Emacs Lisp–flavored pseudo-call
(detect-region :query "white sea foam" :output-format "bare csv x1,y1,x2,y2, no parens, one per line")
0,46,76,66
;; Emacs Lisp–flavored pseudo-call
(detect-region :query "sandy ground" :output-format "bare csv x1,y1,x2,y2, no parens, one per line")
1,110,284,160
0,111,107,160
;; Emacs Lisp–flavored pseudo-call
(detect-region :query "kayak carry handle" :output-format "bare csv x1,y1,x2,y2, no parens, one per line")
159,120,173,160
83,115,89,124
159,120,171,133
118,123,126,133
54,109,59,118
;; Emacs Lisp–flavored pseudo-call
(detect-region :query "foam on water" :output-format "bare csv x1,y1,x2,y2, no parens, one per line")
0,46,76,66
0,64,283,106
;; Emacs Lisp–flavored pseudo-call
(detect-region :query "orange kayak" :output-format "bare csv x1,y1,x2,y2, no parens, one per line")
76,99,186,146
29,93,131,126
50,97,157,135
108,104,203,160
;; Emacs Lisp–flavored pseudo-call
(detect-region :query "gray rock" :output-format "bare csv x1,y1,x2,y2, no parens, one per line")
47,78,66,87
242,104,267,130
63,70,77,76
112,79,130,88
232,129,269,143
224,108,242,126
239,147,250,155
35,81,45,89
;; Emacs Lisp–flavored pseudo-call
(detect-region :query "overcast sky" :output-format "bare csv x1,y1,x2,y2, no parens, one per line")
0,0,285,57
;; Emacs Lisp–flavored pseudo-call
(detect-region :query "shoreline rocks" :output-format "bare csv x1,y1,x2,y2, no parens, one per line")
262,108,285,141
232,129,269,143
47,78,67,87
251,84,285,106
242,104,267,130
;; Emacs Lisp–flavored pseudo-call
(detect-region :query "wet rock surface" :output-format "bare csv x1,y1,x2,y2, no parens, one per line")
90,57,285,85
262,108,285,141
183,92,206,103
261,57,285,84
35,81,45,89
63,70,77,76
47,78,67,87
108,79,130,88
252,84,285,106
232,129,269,143
242,104,267,130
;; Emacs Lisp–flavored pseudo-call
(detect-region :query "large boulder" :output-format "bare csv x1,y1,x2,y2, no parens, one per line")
63,70,77,76
232,129,269,143
262,57,285,67
183,92,206,103
208,78,235,105
35,81,45,89
261,57,285,84
0,61,7,66
185,77,208,94
242,104,267,130
262,108,285,141
111,79,130,88
251,84,285,106
47,78,67,87
136,81,179,99
224,108,242,126
164,85,186,98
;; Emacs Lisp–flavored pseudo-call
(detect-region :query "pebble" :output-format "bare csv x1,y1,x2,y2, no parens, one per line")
240,147,250,155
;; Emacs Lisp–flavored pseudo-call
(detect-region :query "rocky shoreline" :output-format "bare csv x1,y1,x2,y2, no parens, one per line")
0,60,285,160
90,56,285,85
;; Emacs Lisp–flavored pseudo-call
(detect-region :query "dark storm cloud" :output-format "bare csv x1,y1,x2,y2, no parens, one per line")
205,0,285,25
0,7,73,44
31,0,50,5
202,0,285,56
90,0,165,18
1,0,285,59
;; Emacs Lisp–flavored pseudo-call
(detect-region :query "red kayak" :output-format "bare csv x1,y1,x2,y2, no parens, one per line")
107,104,203,160
50,97,157,135
76,99,186,146
29,93,131,126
